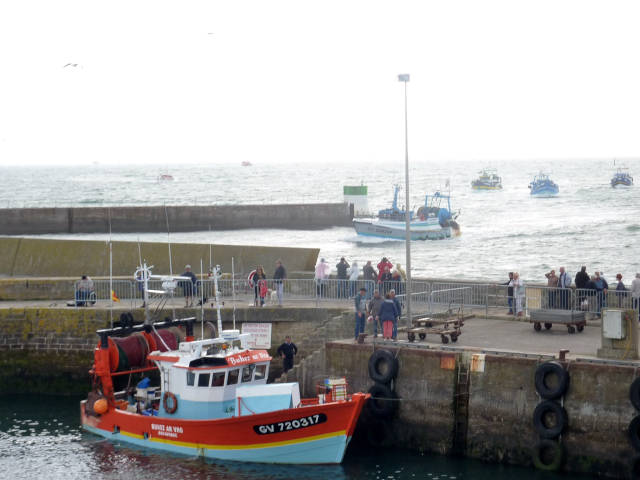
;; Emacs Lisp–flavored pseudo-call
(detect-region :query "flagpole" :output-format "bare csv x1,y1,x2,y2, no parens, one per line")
398,73,412,331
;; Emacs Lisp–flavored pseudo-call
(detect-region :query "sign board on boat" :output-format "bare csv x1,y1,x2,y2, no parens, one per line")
241,323,272,349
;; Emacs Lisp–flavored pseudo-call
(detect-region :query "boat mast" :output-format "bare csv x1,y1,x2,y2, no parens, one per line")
399,73,412,330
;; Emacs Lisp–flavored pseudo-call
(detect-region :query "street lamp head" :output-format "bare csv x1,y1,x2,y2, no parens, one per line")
398,74,410,82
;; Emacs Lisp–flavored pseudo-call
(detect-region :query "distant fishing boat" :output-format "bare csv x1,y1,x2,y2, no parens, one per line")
471,168,502,190
352,186,460,240
241,161,252,167
528,172,559,197
611,167,633,187
158,173,174,182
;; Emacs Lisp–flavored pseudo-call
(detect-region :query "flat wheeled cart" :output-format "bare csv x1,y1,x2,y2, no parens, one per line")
529,309,587,334
402,311,472,344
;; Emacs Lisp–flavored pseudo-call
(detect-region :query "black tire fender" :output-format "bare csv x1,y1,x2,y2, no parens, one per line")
629,415,640,451
532,439,565,471
629,453,640,478
366,419,392,447
535,361,569,399
630,377,640,411
533,400,568,439
366,383,397,419
368,349,398,384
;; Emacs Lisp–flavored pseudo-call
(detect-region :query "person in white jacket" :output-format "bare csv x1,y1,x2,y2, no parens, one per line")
510,272,525,317
348,261,359,298
314,258,330,297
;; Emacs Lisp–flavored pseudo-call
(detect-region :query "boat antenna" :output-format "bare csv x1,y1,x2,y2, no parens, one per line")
209,225,213,272
136,238,152,325
200,258,205,339
108,208,113,329
232,257,236,330
163,204,177,318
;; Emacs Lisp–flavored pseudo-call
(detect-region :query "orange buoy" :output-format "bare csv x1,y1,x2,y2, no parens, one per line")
94,398,108,414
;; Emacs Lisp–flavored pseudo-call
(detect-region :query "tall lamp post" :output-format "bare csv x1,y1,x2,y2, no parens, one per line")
398,73,412,330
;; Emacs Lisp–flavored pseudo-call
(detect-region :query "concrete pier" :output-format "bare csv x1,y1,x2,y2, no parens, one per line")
0,203,353,235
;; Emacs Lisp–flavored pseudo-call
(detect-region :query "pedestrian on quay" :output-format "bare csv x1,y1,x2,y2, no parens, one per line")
253,265,268,307
348,261,359,298
557,267,571,309
380,265,393,295
276,336,298,373
511,272,525,317
75,274,94,307
181,265,198,308
273,259,286,306
615,273,627,308
545,269,559,308
390,289,402,340
594,271,609,315
354,287,367,342
377,257,393,283
336,257,350,299
393,263,406,295
363,260,378,299
575,266,590,307
501,272,514,314
135,270,146,308
631,273,640,320
315,258,330,298
379,293,399,339
368,289,384,338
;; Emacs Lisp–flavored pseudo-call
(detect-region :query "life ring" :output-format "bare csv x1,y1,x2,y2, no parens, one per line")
534,361,569,400
533,400,567,439
630,377,640,411
366,383,397,419
630,415,640,451
532,439,565,471
368,349,398,384
163,391,178,414
366,419,392,447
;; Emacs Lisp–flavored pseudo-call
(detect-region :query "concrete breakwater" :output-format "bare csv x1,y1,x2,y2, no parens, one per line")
318,342,638,478
0,203,353,235
0,237,319,278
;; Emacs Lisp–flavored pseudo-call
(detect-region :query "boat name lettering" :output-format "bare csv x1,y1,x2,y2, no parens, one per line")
151,423,184,438
253,413,327,435
228,351,270,366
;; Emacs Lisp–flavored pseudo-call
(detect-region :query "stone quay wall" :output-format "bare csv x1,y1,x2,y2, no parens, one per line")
324,342,638,479
0,306,353,395
0,203,353,235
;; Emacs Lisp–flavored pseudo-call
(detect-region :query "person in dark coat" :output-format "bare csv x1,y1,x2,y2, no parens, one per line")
501,272,514,314
273,260,286,306
276,336,298,373
181,265,198,308
378,293,399,339
336,257,350,298
362,261,378,299
575,266,590,307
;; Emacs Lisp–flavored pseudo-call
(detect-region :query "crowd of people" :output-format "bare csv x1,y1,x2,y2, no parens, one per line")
502,267,640,318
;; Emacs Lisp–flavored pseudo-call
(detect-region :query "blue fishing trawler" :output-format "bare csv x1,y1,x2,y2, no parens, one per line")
528,173,559,197
611,168,633,187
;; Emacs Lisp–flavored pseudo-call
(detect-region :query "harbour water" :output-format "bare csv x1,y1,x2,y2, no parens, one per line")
0,394,586,480
1,158,638,282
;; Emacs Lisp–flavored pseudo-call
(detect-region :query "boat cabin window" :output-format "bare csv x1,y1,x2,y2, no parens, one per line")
186,371,196,386
227,369,239,385
254,364,267,381
242,364,255,383
198,373,211,387
211,372,225,387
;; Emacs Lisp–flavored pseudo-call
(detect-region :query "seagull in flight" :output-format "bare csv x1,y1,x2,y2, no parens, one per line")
63,63,79,68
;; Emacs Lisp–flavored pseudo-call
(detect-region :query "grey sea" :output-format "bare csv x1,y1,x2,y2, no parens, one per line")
1,158,638,282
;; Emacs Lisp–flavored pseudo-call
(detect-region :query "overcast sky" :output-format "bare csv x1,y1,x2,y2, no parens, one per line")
1,0,639,166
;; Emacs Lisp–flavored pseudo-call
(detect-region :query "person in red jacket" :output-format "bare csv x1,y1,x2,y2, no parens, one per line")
376,257,393,282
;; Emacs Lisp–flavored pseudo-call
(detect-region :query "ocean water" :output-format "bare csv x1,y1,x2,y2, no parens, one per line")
0,394,586,480
0,158,638,282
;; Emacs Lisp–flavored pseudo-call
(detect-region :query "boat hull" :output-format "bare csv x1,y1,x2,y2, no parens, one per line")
471,184,502,190
353,219,451,240
530,186,559,197
611,180,633,187
81,393,367,464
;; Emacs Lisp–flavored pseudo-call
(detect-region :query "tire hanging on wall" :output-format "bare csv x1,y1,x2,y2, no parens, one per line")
533,400,568,439
532,439,565,471
368,349,399,384
366,419,393,447
534,361,569,400
630,377,640,411
366,383,397,419
630,454,640,479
